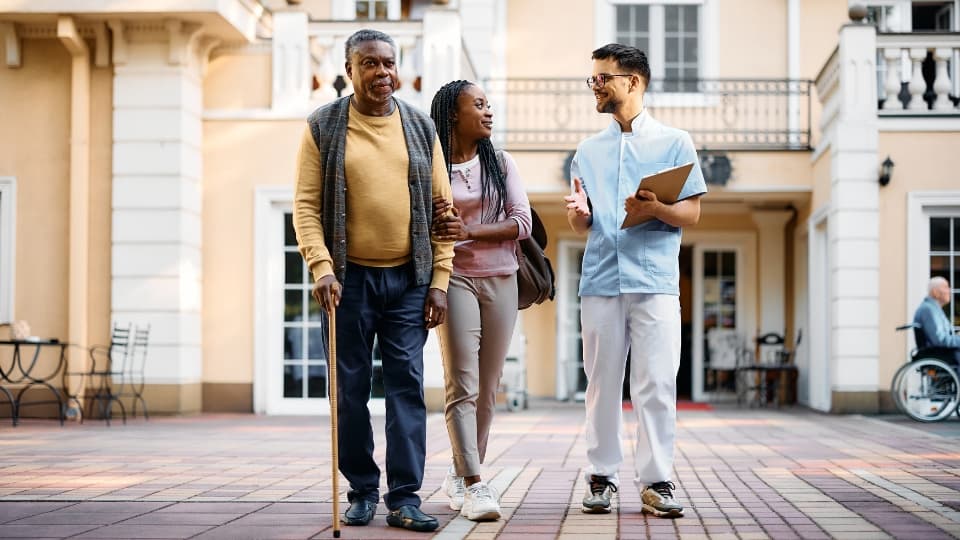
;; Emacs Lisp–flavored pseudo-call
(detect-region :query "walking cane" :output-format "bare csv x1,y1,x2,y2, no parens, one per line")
327,305,341,538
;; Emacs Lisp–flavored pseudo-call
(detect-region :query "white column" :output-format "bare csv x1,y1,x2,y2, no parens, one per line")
932,47,954,111
271,11,310,112
829,23,880,403
751,210,793,337
907,47,927,111
110,21,204,409
882,47,902,110
421,5,462,109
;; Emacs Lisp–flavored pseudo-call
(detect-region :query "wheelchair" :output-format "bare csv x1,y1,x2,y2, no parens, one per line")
890,323,960,422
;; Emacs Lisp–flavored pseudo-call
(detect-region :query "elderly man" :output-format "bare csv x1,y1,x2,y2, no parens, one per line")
565,43,706,519
914,277,960,362
293,29,453,532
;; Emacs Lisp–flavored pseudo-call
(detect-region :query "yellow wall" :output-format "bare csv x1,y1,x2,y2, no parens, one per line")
0,40,70,339
810,148,831,213
507,0,593,78
202,119,304,383
718,0,785,78
205,53,272,110
877,131,960,386
0,38,112,375
724,152,813,189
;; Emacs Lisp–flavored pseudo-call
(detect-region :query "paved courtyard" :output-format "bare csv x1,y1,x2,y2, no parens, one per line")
1,402,959,539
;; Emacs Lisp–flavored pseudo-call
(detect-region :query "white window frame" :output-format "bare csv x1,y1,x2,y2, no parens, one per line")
685,231,756,403
555,239,586,400
257,186,441,416
594,0,718,107
906,191,960,354
0,177,15,323
333,0,401,21
806,204,832,412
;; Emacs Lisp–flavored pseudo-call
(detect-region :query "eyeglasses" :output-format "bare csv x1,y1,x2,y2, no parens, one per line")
585,73,634,89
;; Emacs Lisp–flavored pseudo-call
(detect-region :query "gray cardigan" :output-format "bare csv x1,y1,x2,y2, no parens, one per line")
307,96,437,286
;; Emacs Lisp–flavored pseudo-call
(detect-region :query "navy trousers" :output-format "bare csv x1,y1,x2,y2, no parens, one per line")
332,262,428,510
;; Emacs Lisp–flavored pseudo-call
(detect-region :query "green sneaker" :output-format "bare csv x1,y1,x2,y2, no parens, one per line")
581,475,617,514
641,481,684,518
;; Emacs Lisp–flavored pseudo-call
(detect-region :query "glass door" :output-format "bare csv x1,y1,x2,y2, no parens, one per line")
701,250,738,396
274,212,386,413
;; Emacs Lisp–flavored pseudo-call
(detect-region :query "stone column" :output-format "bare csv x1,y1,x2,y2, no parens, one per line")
828,23,880,413
421,5,461,109
110,20,208,414
271,12,310,112
751,209,793,337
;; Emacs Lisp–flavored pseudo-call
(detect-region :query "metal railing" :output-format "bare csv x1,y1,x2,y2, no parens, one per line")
483,78,813,151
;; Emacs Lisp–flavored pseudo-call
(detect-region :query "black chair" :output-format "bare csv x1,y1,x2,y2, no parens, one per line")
118,325,150,419
83,323,132,425
737,332,799,407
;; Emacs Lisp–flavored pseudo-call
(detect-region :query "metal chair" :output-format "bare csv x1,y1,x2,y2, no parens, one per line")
82,323,132,425
118,325,150,419
736,332,798,407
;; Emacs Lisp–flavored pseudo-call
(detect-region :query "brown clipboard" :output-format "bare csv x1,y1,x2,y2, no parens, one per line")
620,162,694,229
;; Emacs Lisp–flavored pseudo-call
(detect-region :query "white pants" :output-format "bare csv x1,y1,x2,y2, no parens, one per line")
581,293,681,488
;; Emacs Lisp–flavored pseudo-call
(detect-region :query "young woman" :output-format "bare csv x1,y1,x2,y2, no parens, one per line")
430,80,532,521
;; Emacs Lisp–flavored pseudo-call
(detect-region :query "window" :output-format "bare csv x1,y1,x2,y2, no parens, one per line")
0,178,14,323
356,0,389,20
930,217,960,330
332,0,400,21
605,1,707,93
281,213,385,401
283,213,328,399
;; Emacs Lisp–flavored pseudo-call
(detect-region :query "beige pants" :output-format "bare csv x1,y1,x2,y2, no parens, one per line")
438,273,518,477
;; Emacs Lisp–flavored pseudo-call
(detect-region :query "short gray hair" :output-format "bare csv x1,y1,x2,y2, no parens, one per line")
929,276,949,295
344,29,396,62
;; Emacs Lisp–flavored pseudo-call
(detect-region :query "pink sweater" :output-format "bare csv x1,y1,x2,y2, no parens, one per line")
449,150,532,277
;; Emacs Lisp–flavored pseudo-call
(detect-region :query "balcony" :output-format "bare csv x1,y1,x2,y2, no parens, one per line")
876,32,960,113
484,78,813,152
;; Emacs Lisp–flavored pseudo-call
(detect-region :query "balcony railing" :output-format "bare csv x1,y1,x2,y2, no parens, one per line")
483,78,812,152
876,32,960,113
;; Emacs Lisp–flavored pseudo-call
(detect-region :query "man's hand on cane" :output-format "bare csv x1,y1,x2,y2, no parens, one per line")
313,274,342,311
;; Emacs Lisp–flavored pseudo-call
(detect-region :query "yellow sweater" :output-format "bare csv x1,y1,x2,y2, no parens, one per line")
293,103,453,291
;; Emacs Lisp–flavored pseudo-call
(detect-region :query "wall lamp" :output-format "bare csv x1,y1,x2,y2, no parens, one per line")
878,156,894,187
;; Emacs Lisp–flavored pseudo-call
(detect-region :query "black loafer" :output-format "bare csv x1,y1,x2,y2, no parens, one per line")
385,504,439,532
342,498,377,526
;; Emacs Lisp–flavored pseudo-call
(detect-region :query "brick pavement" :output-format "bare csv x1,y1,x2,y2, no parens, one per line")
1,402,959,539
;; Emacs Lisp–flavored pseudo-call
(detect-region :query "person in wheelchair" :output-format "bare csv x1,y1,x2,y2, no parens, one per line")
913,277,960,363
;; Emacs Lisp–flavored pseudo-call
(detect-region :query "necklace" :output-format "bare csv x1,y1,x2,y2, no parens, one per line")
457,166,473,191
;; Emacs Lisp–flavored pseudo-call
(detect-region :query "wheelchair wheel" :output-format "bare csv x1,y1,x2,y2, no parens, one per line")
889,362,913,413
893,358,960,422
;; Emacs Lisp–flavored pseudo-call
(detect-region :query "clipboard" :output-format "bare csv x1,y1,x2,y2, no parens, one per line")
620,162,693,229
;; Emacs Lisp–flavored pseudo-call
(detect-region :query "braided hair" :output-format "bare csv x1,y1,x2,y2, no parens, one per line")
430,80,507,224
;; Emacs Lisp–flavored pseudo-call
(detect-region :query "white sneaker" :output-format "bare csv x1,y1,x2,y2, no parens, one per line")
442,466,465,510
461,481,501,521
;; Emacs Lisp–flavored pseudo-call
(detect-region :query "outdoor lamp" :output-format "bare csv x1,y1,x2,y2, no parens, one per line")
879,156,894,186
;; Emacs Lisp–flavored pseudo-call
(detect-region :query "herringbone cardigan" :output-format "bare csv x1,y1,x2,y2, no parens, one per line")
307,96,437,286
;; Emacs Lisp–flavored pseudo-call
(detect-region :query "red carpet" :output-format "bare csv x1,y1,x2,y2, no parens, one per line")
622,400,713,411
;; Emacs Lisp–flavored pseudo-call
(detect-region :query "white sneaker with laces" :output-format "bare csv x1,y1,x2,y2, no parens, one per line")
442,466,465,510
461,481,501,521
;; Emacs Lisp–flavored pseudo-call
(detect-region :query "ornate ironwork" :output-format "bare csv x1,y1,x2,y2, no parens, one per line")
482,78,812,151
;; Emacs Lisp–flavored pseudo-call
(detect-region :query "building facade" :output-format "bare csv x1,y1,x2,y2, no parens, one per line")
0,0,957,416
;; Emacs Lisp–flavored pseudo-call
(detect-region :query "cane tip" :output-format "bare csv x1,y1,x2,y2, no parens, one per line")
333,531,341,538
